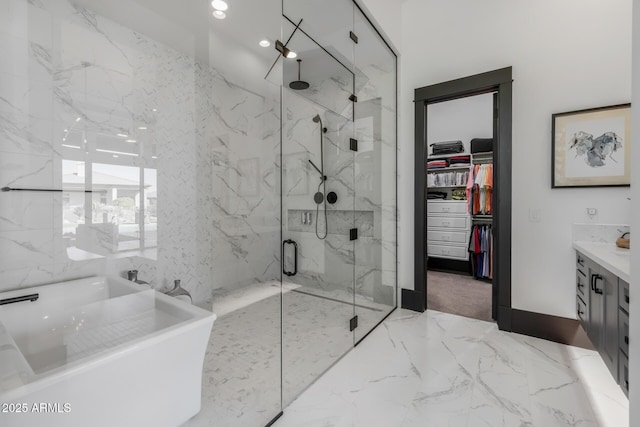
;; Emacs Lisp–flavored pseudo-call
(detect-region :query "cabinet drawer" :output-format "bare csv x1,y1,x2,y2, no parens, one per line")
427,201,467,215
576,270,588,299
619,351,629,398
576,252,587,276
427,216,469,230
619,279,629,313
619,309,629,357
577,296,588,330
427,230,469,244
427,244,469,260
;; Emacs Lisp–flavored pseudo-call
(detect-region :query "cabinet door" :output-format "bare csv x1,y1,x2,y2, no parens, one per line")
577,296,588,331
599,270,619,379
587,262,603,347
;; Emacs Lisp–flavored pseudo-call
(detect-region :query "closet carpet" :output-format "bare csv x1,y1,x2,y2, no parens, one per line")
427,270,493,322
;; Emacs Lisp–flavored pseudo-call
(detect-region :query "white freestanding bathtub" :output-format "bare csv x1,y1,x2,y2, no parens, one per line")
0,276,215,427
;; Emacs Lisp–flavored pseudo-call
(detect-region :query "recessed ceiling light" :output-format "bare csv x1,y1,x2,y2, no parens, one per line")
286,51,297,59
113,155,119,158
259,39,271,48
75,117,82,122
117,133,128,138
211,0,228,11
126,139,137,143
212,10,226,19
138,126,147,130
152,108,157,112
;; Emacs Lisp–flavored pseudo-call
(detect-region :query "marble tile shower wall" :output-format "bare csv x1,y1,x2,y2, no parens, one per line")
282,89,355,296
0,0,280,302
355,62,396,307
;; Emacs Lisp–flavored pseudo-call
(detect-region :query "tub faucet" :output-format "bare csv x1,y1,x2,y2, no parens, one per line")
127,270,150,285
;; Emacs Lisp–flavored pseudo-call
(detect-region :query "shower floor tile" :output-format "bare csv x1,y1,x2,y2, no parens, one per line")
182,283,392,427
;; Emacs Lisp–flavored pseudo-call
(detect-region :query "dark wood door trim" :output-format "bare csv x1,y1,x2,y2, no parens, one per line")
408,67,513,332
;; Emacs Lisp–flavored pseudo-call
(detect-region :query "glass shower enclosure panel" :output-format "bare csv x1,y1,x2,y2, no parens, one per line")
353,7,397,342
281,1,356,406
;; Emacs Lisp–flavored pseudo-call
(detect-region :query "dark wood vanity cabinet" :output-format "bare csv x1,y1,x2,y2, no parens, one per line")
576,252,627,395
619,279,630,397
600,268,619,378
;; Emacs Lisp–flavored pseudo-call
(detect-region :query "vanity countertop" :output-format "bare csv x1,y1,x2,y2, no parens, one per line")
572,241,630,283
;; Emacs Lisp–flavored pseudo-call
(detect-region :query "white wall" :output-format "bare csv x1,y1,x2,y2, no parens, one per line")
357,0,402,51
427,93,493,153
400,0,632,318
629,0,639,423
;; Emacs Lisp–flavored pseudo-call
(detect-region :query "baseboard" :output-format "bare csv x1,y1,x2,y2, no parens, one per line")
401,288,425,312
497,306,512,331
511,309,595,350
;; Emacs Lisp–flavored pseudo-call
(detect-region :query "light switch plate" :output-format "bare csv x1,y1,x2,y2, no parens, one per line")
529,208,542,223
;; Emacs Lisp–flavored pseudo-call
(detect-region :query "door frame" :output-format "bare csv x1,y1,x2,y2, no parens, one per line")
405,67,513,331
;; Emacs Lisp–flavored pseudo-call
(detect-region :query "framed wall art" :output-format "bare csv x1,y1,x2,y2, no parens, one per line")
552,103,631,188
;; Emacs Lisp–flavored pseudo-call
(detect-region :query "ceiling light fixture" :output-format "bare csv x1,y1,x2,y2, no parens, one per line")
126,139,137,143
259,39,271,48
138,126,147,130
117,133,128,138
211,0,228,11
212,10,226,19
286,51,297,59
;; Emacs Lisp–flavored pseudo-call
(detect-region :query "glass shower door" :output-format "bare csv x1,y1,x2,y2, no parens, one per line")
353,6,398,342
280,2,356,405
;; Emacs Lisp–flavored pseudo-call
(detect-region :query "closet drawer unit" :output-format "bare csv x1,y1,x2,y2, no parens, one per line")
619,280,629,313
427,244,468,260
576,270,588,299
427,230,469,245
619,351,629,397
427,216,469,230
577,296,588,328
619,309,629,357
427,201,468,215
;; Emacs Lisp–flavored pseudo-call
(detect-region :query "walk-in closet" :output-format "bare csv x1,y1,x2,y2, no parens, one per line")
425,93,495,322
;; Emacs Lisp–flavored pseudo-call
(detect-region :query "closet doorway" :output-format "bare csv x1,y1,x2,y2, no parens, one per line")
426,94,495,322
409,67,513,331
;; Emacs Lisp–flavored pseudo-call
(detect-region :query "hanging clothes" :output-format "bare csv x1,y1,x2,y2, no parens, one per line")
470,164,493,215
468,224,493,279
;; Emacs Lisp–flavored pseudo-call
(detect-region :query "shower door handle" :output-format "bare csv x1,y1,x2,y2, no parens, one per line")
282,239,298,277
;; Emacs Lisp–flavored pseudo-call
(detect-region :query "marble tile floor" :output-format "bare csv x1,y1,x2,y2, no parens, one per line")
274,309,629,427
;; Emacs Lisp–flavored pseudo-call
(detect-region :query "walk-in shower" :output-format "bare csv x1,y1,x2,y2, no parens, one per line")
0,0,397,426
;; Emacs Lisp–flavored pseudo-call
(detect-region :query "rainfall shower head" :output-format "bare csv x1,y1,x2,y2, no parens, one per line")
289,59,310,90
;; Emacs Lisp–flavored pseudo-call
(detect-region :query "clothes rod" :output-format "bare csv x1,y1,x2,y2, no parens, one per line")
2,186,93,193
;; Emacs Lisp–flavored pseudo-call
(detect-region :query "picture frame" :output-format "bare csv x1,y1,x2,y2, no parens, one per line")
552,103,631,188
